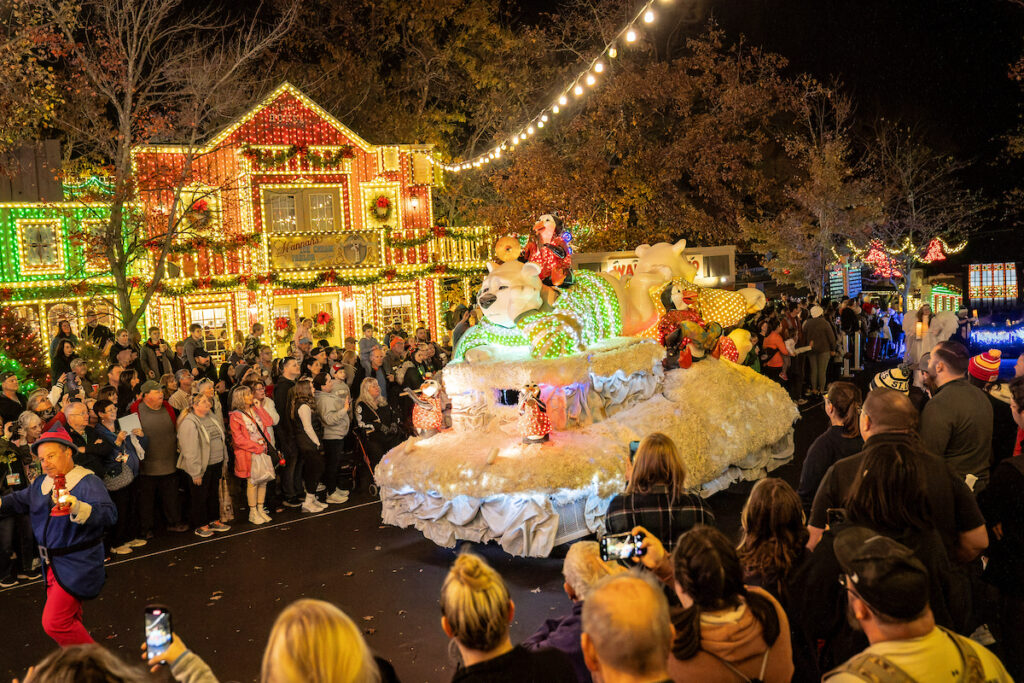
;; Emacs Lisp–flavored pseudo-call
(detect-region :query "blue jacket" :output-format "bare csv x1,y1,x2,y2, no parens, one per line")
1,465,116,599
94,423,147,479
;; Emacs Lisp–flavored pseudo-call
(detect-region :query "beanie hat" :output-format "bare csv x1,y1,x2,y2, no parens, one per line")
968,350,1002,383
31,423,75,455
810,305,823,319
389,337,406,352
871,365,911,394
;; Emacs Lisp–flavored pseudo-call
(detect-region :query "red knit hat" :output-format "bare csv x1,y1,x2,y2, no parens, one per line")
968,349,1002,383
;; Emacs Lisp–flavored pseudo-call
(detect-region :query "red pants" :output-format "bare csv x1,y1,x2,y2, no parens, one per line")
43,568,94,646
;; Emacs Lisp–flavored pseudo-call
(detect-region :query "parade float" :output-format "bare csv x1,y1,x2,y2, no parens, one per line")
376,217,798,556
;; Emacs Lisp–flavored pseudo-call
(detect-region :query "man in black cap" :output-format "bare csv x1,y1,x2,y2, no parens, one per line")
825,527,1010,681
191,348,217,383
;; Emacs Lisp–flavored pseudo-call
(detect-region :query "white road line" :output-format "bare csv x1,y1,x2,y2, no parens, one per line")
0,499,382,594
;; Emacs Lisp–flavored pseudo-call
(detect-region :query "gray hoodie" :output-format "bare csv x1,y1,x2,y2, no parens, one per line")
315,381,351,440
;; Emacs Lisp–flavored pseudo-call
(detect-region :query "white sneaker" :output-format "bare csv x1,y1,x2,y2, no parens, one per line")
315,483,326,492
326,489,350,504
248,509,266,525
126,538,148,548
301,494,321,513
258,507,272,523
111,544,133,555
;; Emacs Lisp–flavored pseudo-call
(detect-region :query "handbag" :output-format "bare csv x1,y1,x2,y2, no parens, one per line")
249,450,275,485
103,460,135,491
218,459,234,523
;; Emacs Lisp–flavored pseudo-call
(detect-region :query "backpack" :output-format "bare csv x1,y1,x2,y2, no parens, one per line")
823,627,985,682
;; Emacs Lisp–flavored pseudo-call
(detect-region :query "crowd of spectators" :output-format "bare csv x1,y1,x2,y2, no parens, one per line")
0,312,456,584
5,294,1024,682
743,293,920,404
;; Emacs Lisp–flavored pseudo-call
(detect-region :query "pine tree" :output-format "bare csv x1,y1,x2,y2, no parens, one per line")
0,306,50,389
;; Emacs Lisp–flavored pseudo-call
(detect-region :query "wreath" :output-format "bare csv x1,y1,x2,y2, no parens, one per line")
273,316,294,344
370,195,392,221
186,199,212,228
311,311,335,340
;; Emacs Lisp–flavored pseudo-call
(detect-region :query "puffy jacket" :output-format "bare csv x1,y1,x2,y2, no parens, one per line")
315,384,351,440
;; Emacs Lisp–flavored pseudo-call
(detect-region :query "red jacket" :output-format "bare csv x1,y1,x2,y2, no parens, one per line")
229,406,274,479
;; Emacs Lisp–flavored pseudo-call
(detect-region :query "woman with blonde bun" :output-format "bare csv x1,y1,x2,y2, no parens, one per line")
441,552,577,682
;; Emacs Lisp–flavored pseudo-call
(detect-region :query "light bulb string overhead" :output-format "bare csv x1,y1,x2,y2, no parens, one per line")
435,0,669,173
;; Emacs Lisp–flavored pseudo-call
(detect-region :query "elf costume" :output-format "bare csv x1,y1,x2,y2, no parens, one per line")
0,424,115,646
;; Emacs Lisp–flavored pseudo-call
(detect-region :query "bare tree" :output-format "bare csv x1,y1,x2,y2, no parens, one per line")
865,121,986,312
33,0,296,330
741,81,882,295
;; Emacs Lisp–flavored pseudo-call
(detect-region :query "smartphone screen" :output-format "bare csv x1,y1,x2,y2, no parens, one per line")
628,441,640,463
144,605,173,657
600,533,646,562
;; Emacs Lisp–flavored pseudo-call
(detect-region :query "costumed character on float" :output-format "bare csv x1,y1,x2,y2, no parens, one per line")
520,212,573,305
376,213,798,558
0,423,116,646
401,377,445,438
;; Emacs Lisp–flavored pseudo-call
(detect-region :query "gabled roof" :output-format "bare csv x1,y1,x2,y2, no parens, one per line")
136,82,375,154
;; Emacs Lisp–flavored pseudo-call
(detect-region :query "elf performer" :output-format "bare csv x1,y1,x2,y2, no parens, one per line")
0,423,115,646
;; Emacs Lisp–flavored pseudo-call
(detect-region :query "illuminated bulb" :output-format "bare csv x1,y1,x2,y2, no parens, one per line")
410,196,419,209
541,114,548,122
626,29,637,42
537,120,544,128
573,84,584,96
512,137,519,145
552,105,560,114
644,9,655,23
594,62,604,73
494,149,501,158
558,95,568,106
609,46,617,58
586,74,596,86
527,125,534,135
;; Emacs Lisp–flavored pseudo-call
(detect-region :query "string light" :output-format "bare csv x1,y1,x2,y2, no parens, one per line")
442,0,670,172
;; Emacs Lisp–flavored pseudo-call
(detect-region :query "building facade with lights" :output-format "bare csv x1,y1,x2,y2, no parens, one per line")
1,84,491,358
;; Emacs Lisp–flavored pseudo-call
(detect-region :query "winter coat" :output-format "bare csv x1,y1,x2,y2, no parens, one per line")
140,340,173,380
228,406,273,479
667,586,794,683
316,385,350,440
176,411,224,480
94,422,146,480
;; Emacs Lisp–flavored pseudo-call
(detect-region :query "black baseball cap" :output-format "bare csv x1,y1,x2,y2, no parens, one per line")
193,348,210,359
834,527,929,620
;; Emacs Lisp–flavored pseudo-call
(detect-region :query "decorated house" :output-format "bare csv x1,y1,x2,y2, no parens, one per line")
133,83,490,356
0,85,490,358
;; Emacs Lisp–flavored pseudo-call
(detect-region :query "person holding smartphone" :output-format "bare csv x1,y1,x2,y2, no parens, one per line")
604,433,715,552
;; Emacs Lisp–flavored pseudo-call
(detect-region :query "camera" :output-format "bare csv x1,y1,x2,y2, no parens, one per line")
600,532,646,562
628,440,640,463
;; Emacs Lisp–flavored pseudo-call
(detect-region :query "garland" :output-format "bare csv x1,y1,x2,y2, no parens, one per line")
311,311,335,339
273,316,294,344
240,144,355,169
2,264,489,303
162,231,263,256
384,226,486,248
